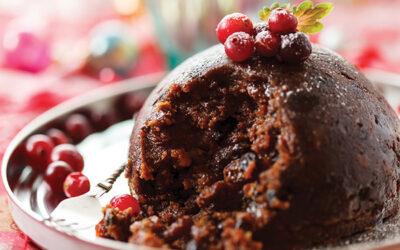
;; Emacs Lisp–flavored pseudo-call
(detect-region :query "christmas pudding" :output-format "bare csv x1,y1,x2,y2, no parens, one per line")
96,2,400,249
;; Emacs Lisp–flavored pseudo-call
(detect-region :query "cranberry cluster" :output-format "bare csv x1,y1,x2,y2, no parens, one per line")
24,133,90,198
216,9,312,63
22,92,146,198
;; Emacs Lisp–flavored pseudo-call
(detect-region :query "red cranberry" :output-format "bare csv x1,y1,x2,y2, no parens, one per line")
110,194,140,216
254,22,270,34
47,128,69,145
255,30,281,57
278,32,312,63
224,32,255,62
90,109,117,132
51,144,84,172
44,161,73,193
63,172,90,198
65,114,92,142
216,13,254,44
24,134,54,172
268,8,298,34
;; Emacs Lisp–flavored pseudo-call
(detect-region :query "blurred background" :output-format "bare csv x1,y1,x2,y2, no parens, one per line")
0,0,400,155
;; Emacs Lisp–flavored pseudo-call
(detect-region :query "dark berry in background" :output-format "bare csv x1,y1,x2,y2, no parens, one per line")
90,109,117,132
65,114,92,143
115,93,146,120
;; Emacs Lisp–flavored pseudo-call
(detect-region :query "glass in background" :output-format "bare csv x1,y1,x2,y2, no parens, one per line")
146,0,289,68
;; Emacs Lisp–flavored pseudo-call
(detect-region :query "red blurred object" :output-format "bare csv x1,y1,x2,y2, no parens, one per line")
352,45,382,70
25,90,66,111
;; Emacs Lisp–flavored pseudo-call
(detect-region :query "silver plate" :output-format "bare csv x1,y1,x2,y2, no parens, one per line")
3,70,400,250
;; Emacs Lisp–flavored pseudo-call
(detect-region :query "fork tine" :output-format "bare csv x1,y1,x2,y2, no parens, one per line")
52,218,66,223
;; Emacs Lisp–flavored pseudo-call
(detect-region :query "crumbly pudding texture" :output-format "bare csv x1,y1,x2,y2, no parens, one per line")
96,45,400,250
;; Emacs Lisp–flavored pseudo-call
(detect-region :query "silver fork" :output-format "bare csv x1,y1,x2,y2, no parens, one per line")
43,164,126,234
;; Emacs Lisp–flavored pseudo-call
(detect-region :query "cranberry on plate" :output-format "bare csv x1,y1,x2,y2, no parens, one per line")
44,161,73,193
24,134,54,172
110,194,140,216
47,128,69,145
115,92,147,120
51,144,84,172
63,172,90,198
65,114,92,143
90,109,117,132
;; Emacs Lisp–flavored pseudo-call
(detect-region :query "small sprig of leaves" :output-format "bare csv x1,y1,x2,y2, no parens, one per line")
293,1,334,33
259,1,334,34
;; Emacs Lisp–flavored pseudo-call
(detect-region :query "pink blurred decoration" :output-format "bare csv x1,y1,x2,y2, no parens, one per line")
314,0,400,73
3,28,51,73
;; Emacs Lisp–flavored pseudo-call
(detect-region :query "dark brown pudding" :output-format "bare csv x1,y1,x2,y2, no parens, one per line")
99,44,400,249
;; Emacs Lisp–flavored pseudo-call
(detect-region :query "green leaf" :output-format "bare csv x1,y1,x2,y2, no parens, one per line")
299,21,323,33
294,2,333,34
270,2,280,9
313,3,334,19
259,10,269,22
259,2,291,22
293,1,313,16
281,3,291,10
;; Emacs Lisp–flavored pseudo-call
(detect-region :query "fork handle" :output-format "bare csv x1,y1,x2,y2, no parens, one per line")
96,164,125,197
